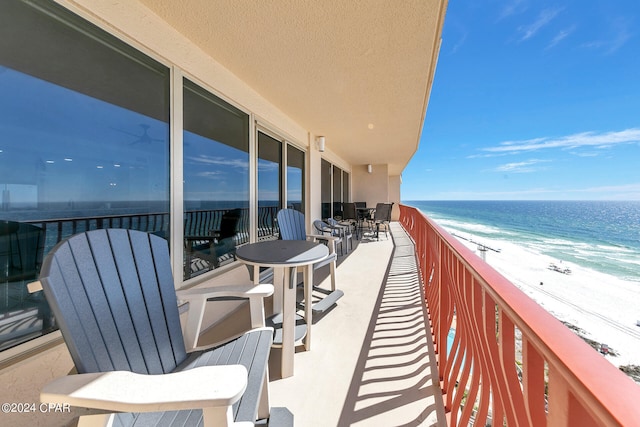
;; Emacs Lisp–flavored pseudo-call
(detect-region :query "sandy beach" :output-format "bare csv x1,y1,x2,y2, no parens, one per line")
452,232,640,368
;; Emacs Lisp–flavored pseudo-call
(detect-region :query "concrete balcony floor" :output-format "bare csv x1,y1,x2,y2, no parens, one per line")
268,223,446,426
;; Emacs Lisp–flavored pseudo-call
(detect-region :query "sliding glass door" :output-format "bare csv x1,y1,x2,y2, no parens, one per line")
321,159,350,219
257,131,282,241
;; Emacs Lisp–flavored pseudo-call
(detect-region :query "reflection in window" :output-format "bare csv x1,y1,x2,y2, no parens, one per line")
321,159,332,219
333,165,343,218
321,160,349,220
343,172,350,205
257,132,282,241
0,1,170,351
183,79,249,279
287,145,305,213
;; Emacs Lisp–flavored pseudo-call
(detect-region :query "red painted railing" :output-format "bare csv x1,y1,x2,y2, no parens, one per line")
399,204,640,427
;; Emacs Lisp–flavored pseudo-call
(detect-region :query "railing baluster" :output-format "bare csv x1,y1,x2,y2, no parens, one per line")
399,203,640,427
523,337,547,426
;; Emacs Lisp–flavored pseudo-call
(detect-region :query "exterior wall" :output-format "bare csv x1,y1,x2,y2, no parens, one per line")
0,2,402,424
307,133,323,229
63,0,308,146
388,175,402,220
352,163,390,208
0,342,76,427
0,1,350,424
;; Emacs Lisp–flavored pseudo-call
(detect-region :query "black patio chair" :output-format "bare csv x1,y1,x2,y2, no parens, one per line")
370,203,394,240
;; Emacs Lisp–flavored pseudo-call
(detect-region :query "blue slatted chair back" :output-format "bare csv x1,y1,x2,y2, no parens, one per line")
277,209,306,241
39,229,187,375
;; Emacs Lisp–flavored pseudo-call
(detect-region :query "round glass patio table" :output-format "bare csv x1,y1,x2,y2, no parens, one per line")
236,240,329,378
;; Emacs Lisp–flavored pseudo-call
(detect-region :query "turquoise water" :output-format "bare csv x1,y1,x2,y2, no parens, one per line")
404,201,640,283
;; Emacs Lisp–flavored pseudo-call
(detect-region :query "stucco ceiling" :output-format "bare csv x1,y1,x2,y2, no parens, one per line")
139,0,447,175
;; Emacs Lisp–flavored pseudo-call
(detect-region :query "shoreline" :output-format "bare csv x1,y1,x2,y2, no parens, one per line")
449,230,640,369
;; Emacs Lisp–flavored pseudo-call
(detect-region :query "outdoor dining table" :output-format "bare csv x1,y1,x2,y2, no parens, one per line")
235,239,329,378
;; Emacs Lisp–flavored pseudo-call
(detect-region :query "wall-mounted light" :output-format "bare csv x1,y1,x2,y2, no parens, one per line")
367,164,373,174
316,136,326,152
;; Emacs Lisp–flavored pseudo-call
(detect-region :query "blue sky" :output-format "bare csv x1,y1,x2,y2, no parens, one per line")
402,0,640,200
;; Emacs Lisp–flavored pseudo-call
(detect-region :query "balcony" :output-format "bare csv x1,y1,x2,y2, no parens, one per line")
3,204,640,426
261,205,640,426
265,219,445,426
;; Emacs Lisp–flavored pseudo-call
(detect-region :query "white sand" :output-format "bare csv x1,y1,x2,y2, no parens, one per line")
451,232,640,368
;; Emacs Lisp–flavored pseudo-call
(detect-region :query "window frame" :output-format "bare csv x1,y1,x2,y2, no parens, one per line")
0,2,312,358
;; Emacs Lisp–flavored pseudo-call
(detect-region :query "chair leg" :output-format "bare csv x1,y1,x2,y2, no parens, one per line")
202,406,234,427
258,370,271,420
329,261,336,292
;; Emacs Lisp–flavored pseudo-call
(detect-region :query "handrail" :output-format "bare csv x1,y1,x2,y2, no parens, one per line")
21,206,281,254
399,204,640,427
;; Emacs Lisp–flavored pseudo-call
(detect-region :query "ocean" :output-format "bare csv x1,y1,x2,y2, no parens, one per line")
405,200,640,283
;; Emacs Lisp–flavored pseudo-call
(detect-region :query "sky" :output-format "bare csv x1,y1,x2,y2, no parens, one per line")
402,0,640,201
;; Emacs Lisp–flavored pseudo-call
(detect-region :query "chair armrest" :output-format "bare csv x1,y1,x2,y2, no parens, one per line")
177,284,274,300
306,234,338,254
177,284,274,351
41,365,247,413
306,233,339,242
27,280,42,293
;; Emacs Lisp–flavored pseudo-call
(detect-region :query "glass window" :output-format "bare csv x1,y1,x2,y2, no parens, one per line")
321,159,332,219
287,145,305,213
0,1,170,351
343,172,350,205
321,161,349,219
257,131,282,241
183,79,250,279
332,165,343,218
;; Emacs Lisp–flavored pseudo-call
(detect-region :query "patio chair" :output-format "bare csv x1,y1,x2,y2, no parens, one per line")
370,202,394,240
326,217,353,254
340,202,360,240
354,202,373,233
35,228,292,427
0,221,51,344
276,209,343,315
185,208,242,278
312,219,348,256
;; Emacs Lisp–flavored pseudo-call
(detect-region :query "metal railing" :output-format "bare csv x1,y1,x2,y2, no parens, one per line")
399,204,640,427
1,206,282,351
23,206,281,255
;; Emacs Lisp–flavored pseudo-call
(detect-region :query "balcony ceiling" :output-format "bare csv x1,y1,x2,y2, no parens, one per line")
140,0,447,175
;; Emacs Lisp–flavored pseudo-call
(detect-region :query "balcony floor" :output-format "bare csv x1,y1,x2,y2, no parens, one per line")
268,223,446,426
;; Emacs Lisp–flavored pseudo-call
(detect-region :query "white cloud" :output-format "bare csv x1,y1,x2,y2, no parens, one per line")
429,184,640,200
580,182,640,193
450,31,468,55
197,171,222,178
257,160,279,172
483,128,640,154
518,8,563,41
546,25,576,49
568,183,640,200
582,17,632,54
582,28,631,54
499,0,528,21
493,159,550,173
187,155,249,169
431,188,558,200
